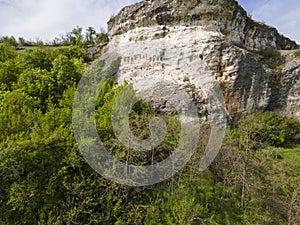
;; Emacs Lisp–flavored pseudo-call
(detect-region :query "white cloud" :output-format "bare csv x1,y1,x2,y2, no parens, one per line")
0,0,139,41
1,0,300,44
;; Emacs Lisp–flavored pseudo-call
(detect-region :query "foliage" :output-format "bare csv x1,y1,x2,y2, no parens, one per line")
293,49,300,58
223,112,300,224
0,36,18,47
258,48,282,69
0,43,17,62
231,111,300,148
108,15,116,23
0,41,299,224
1,26,109,48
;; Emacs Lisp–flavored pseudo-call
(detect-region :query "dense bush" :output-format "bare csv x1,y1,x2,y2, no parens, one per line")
258,49,282,69
230,111,300,148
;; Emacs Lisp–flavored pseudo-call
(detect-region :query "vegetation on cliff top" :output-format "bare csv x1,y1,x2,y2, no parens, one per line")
0,26,109,48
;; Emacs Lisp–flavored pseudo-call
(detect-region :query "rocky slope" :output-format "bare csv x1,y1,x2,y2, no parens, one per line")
103,0,300,120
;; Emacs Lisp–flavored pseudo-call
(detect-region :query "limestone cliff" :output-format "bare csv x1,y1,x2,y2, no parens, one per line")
103,0,300,120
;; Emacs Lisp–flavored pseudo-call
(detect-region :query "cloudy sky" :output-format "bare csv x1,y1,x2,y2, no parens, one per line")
239,0,300,43
0,0,299,43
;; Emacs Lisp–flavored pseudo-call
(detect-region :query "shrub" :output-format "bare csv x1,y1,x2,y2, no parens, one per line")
231,111,300,148
257,49,282,69
293,49,300,58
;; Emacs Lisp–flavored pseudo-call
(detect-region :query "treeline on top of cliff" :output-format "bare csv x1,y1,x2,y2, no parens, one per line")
0,26,109,48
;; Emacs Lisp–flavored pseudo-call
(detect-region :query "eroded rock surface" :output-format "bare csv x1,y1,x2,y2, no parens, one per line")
103,0,300,120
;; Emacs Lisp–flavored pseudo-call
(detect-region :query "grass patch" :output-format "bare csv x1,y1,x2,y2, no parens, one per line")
279,144,300,168
293,49,300,58
268,144,300,171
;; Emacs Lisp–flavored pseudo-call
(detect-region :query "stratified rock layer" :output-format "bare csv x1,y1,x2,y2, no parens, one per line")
108,0,297,51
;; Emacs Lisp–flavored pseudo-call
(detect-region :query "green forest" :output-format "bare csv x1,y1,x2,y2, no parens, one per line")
0,32,299,225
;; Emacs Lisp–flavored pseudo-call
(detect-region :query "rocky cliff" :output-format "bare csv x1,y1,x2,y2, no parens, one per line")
103,0,300,120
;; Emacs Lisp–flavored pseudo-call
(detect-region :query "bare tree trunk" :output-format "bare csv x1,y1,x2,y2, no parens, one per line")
242,132,249,225
288,188,299,225
242,157,247,225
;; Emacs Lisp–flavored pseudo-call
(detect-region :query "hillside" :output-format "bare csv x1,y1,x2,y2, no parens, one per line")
0,0,299,224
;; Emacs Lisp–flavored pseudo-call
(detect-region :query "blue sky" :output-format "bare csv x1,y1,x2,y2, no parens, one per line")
0,0,299,43
239,0,300,43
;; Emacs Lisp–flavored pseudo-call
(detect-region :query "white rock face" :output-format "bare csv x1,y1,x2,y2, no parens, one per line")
102,0,300,120
286,80,300,119
106,26,220,86
282,58,300,120
103,25,272,119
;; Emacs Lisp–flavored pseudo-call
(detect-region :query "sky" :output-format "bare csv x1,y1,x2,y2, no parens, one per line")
238,0,300,43
0,0,299,43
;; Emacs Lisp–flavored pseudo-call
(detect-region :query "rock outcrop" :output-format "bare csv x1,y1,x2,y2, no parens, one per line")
103,0,300,120
107,0,297,51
